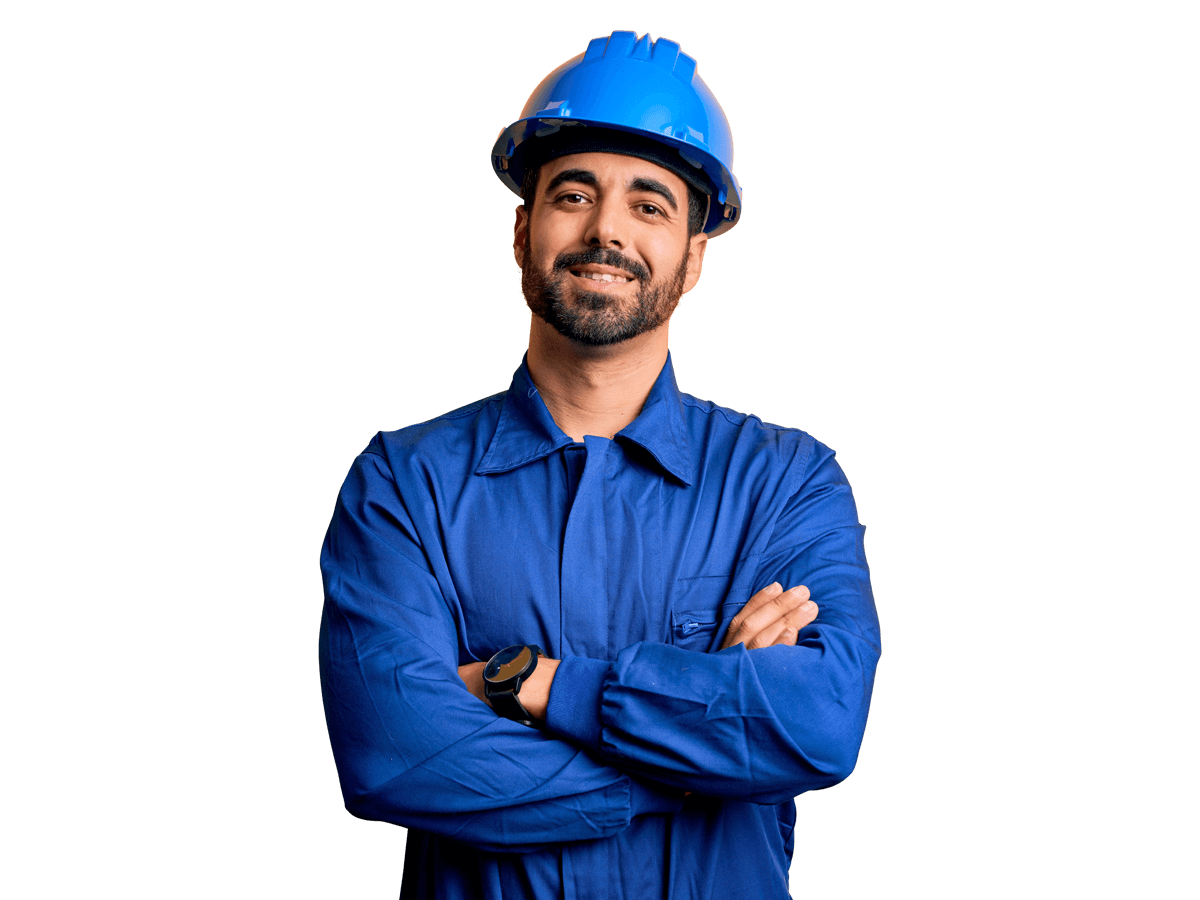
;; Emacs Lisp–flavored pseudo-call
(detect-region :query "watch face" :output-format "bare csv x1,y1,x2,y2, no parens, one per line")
485,645,532,683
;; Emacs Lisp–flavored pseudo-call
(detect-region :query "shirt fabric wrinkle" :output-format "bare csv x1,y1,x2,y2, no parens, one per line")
320,353,880,899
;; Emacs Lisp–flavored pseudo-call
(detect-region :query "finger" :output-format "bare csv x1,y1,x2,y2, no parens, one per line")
785,596,819,633
732,597,819,650
723,586,795,649
722,588,809,651
722,583,784,649
774,598,819,646
727,585,809,644
726,582,783,632
743,619,792,649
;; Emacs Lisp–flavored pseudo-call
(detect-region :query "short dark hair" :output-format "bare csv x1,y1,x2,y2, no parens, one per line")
521,160,708,238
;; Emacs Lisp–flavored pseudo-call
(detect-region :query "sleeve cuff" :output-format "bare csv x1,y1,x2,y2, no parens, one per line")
544,655,610,750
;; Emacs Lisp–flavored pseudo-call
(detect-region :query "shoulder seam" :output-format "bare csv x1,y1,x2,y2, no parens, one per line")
679,393,805,435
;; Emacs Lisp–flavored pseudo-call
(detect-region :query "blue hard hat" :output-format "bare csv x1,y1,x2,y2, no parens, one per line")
492,31,742,236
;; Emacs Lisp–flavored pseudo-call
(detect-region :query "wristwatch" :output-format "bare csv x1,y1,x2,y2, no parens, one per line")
483,644,544,727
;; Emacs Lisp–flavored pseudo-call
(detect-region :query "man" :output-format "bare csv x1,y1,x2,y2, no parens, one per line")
320,31,880,899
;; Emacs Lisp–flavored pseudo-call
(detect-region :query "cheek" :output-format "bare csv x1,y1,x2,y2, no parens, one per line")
643,235,689,277
528,221,570,269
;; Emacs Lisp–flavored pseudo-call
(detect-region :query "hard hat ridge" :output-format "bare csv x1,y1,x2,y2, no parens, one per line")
580,32,695,84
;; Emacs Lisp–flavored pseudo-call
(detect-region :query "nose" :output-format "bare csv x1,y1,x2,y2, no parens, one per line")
584,197,624,249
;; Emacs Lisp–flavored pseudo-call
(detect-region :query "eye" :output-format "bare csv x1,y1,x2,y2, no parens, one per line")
637,203,663,217
557,192,589,205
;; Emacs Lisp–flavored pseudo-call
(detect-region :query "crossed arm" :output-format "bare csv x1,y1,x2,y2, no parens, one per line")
458,582,819,721
321,441,879,851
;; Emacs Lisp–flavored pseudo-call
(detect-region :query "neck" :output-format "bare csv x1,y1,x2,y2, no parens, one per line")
526,317,669,443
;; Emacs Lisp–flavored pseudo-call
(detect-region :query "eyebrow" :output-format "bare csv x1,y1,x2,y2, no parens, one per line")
629,176,678,212
542,168,680,213
544,168,599,194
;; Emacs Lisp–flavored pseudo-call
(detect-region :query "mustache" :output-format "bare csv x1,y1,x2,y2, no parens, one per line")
553,249,649,282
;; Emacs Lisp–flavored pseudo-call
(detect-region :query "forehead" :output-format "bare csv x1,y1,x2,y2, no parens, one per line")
537,151,688,196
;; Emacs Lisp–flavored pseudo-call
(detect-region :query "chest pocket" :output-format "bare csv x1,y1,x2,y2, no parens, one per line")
670,571,753,653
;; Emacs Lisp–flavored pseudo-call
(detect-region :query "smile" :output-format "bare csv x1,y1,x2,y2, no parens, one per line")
570,270,632,284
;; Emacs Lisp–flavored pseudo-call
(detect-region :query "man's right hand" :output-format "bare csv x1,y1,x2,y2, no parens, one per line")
720,582,817,651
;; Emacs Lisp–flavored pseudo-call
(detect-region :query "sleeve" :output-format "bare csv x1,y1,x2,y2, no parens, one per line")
543,439,881,805
319,445,683,854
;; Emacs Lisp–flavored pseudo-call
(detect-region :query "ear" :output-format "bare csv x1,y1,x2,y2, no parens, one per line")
513,205,529,269
681,232,708,294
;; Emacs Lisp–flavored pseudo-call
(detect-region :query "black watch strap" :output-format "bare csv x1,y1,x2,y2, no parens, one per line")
488,688,537,727
483,644,544,728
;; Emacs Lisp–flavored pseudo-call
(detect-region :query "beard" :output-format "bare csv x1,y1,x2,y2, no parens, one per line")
522,245,688,346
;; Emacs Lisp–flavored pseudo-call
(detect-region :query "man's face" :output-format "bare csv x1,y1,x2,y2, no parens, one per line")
515,152,707,347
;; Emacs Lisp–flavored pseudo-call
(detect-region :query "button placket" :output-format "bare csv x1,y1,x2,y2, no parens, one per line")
558,435,611,660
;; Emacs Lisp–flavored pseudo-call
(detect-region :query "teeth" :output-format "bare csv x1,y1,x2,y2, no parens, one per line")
579,271,630,283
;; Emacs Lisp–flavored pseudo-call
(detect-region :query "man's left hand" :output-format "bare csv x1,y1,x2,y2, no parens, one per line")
720,582,817,651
